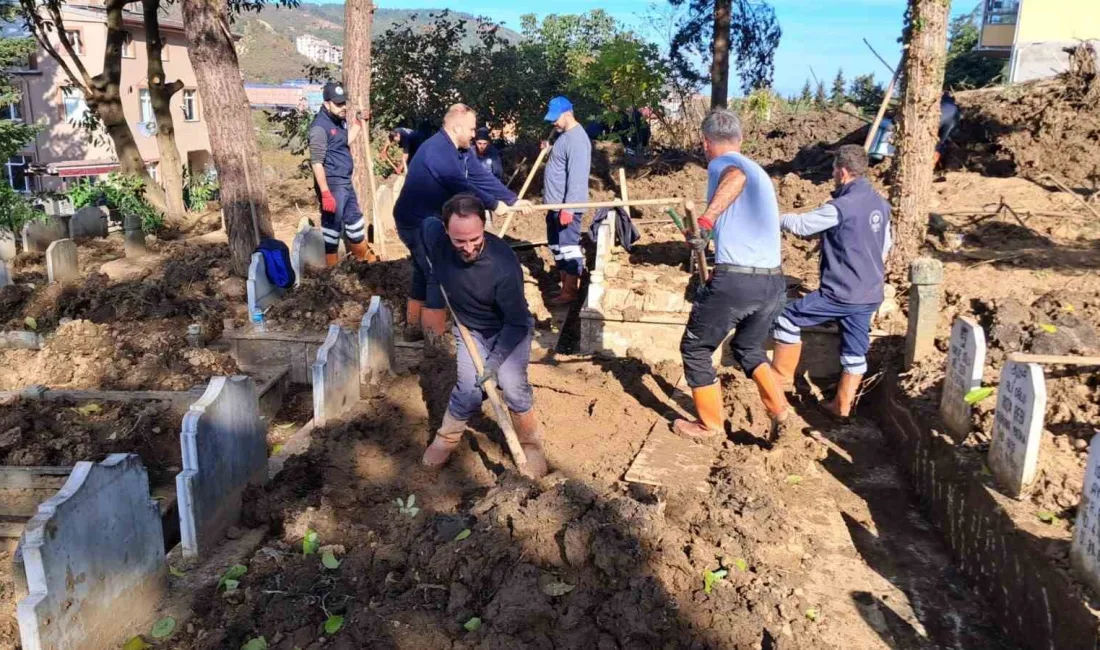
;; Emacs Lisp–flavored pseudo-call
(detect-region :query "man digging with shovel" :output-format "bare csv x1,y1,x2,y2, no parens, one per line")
418,193,548,478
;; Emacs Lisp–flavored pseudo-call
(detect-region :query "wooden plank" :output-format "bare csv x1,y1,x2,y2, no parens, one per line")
624,421,716,495
0,466,71,489
1008,353,1100,366
0,520,27,539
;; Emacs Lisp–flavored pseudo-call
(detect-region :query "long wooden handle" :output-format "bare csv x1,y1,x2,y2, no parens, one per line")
864,65,900,152
497,145,551,239
540,197,684,212
683,201,709,284
362,117,383,258
1008,353,1100,366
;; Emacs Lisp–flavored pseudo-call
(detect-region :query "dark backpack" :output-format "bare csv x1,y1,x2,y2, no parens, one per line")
256,238,296,289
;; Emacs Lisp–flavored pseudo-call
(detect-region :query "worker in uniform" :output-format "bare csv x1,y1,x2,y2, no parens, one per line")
771,144,891,418
308,81,371,265
383,127,425,175
393,103,532,341
542,96,592,305
935,92,961,168
674,109,791,441
473,127,505,181
419,193,548,478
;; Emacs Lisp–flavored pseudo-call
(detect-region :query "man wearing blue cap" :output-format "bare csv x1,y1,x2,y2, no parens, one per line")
542,96,591,305
308,81,371,265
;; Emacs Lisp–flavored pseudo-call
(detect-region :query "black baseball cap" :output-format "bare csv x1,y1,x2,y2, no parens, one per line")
322,81,347,105
475,127,491,142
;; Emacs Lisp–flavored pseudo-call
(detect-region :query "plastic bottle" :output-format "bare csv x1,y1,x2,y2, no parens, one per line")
251,309,266,333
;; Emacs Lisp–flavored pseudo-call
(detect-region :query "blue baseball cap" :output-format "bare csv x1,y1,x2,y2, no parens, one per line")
544,96,573,122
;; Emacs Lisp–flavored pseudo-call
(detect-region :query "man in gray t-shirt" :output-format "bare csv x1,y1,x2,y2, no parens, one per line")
542,96,591,305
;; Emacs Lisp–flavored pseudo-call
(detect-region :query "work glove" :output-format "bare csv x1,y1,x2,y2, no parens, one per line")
475,366,498,389
559,211,575,226
688,237,707,253
512,199,535,214
698,214,716,231
320,190,336,213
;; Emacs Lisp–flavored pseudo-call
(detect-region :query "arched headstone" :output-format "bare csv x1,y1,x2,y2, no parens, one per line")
359,296,395,388
313,324,359,426
940,317,987,440
68,205,108,240
21,218,67,253
247,252,284,315
988,361,1047,497
45,239,79,283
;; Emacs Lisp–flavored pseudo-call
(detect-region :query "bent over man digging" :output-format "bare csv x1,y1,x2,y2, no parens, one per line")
418,193,548,477
394,103,533,343
772,144,892,418
674,109,791,442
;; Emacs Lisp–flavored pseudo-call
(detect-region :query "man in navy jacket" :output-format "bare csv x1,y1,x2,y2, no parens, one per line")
393,104,533,341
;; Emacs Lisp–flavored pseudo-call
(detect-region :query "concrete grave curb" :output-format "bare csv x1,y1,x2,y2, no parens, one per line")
16,454,166,650
176,376,268,558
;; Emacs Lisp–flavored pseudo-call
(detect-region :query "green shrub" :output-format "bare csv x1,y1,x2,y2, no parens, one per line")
0,183,38,236
184,167,219,212
66,173,164,232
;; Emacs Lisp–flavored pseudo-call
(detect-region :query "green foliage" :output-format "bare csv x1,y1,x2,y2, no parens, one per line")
944,9,1004,90
573,35,668,131
217,564,248,592
323,615,344,635
703,568,728,594
65,174,164,232
964,387,994,404
151,617,176,639
321,549,341,569
830,69,846,106
241,638,268,650
667,0,782,95
395,494,420,518
463,616,482,632
0,0,39,161
814,81,827,107
302,529,320,555
0,183,38,236
184,166,219,212
847,74,885,112
454,528,472,542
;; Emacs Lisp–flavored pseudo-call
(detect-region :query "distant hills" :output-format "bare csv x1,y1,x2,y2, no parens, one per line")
232,5,523,84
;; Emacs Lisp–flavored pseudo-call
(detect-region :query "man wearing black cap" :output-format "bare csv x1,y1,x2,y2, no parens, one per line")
308,81,371,265
474,128,504,182
542,95,591,305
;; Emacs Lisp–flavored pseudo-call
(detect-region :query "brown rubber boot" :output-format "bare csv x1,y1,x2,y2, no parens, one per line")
752,363,792,442
823,372,862,419
404,299,424,342
347,240,376,262
422,410,467,467
509,409,549,478
549,273,580,305
672,382,724,441
771,341,803,393
325,252,340,267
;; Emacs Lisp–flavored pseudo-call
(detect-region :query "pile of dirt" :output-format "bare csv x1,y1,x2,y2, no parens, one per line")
0,395,181,485
955,44,1100,190
264,258,412,332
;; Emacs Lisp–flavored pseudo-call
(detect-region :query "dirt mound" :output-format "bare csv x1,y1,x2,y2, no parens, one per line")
264,258,412,332
0,395,181,485
955,44,1100,190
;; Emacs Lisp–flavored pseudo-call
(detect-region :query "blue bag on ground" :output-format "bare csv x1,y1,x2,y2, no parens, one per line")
256,238,296,289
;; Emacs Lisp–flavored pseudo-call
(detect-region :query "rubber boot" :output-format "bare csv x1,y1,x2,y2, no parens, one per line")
549,273,580,306
422,410,467,467
404,299,424,343
771,342,803,393
752,363,791,442
325,252,340,267
347,240,375,262
547,271,565,299
509,409,549,478
824,372,862,419
672,382,724,441
421,308,448,355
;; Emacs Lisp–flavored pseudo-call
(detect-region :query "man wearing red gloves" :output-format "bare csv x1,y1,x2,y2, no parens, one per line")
308,81,371,265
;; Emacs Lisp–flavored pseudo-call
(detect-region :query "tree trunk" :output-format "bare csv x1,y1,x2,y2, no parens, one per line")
181,0,274,276
143,0,186,224
887,0,949,278
709,0,732,109
343,0,374,212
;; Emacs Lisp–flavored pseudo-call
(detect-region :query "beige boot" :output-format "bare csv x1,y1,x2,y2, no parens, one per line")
824,372,862,419
509,409,549,478
771,341,802,393
672,382,724,441
422,410,467,468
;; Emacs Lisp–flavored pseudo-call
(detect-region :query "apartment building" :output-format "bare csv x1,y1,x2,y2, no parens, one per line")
295,34,343,66
977,0,1100,82
3,3,214,193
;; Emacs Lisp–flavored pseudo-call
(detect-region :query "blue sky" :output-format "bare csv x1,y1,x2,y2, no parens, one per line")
362,0,978,97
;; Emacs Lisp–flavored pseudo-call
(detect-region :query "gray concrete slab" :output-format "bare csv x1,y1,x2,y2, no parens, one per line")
21,218,67,254
68,205,108,240
312,324,359,426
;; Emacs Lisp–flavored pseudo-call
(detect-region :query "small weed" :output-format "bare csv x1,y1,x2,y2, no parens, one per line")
323,615,344,635
703,568,728,594
303,529,320,555
241,638,267,650
321,549,341,569
454,528,471,542
217,564,247,592
464,617,482,632
151,617,176,639
395,494,420,518
964,387,994,404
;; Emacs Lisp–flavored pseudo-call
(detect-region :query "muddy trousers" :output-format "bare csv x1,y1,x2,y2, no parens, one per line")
316,183,366,255
773,290,878,375
449,326,534,421
680,266,786,388
397,223,444,309
547,211,585,276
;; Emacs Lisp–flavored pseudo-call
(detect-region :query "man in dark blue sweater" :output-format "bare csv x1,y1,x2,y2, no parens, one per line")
394,103,533,341
771,145,892,418
419,193,547,477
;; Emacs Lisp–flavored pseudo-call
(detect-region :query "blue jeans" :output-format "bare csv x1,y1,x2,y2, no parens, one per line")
316,184,365,254
397,224,444,309
547,211,584,276
773,290,879,375
448,326,534,421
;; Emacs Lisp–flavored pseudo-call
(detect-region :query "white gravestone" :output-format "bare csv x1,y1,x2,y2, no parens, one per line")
21,218,68,253
247,251,284,315
68,205,108,240
45,238,79,283
988,361,1047,497
359,296,395,388
16,454,166,650
313,324,360,426
0,227,16,261
940,317,987,440
176,376,268,558
1071,433,1100,596
290,221,326,287
0,261,10,289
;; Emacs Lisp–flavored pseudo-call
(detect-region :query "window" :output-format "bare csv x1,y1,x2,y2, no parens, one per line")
182,89,197,122
146,162,159,183
64,29,84,55
139,89,153,124
4,156,31,193
984,0,1019,25
62,88,87,121
121,32,134,58
1,101,23,122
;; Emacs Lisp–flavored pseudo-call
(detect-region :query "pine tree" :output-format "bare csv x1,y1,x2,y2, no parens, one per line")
799,79,813,103
831,68,846,105
814,80,827,107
